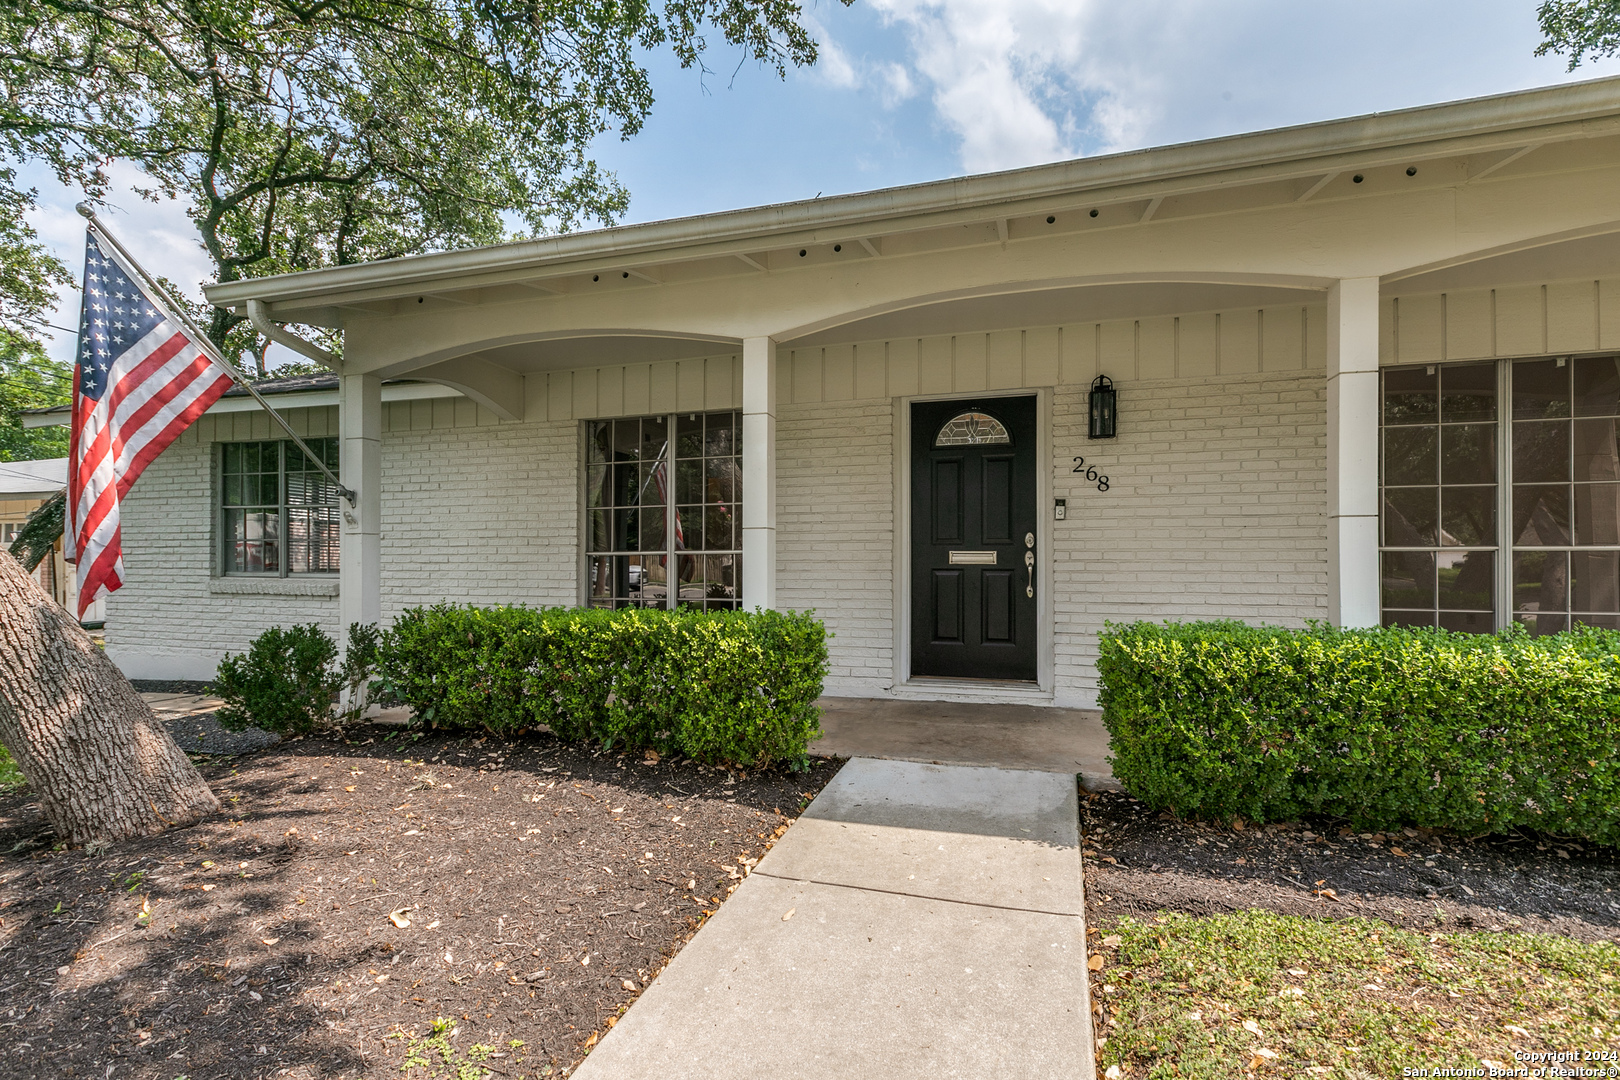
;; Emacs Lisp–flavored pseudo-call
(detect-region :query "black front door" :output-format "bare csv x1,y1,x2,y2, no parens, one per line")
910,396,1038,681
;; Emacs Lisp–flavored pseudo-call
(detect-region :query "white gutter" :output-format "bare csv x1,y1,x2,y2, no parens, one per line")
205,75,1620,310
247,299,342,370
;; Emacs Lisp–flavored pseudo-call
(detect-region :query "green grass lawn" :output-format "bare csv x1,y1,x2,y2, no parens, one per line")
0,742,24,792
1095,910,1620,1077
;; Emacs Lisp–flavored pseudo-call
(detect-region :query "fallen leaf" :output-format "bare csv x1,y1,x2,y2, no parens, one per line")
1185,1010,1203,1021
345,786,356,792
200,861,214,869
1242,1019,1263,1036
1390,846,1409,857
581,954,591,966
1104,1066,1122,1080
1101,935,1122,947
782,907,796,922
1088,954,1105,971
581,1033,598,1049
375,975,388,984
201,884,215,892
1505,1025,1531,1038
1254,1049,1278,1060
389,908,412,929
620,979,636,991
1280,987,1304,998
1461,884,1476,897
260,937,279,946
643,750,660,765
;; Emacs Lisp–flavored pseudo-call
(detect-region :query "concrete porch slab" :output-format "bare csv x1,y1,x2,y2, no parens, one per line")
572,759,1094,1080
810,696,1119,791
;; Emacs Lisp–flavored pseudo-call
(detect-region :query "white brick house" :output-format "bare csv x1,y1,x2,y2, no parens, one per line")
37,78,1620,707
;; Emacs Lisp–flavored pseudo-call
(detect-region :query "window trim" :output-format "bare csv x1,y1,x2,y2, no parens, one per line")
216,437,340,578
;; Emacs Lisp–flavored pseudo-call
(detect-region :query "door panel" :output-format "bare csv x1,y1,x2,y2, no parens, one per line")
982,569,1014,642
982,456,1013,542
911,396,1038,681
932,570,963,642
932,459,963,543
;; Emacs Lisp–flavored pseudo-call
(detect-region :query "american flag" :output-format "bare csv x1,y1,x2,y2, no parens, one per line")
66,230,235,617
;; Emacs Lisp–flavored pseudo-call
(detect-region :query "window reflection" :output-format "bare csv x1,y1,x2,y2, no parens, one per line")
586,411,742,610
1379,361,1497,631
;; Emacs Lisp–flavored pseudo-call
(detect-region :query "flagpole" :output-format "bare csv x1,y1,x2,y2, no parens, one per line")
74,203,356,507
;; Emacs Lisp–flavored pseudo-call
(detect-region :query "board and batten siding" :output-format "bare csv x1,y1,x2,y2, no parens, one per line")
1381,279,1620,365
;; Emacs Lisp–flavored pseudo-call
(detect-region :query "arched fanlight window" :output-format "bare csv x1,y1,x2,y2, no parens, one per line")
934,411,1011,447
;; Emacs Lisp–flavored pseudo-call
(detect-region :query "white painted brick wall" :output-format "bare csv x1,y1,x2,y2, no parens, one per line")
1050,370,1328,705
109,372,1325,703
777,400,895,697
378,419,577,619
107,413,579,680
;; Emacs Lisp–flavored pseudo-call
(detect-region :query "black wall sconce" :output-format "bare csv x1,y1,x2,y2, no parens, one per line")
1088,375,1117,439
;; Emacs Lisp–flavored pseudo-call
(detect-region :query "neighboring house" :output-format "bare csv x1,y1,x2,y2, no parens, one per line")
25,78,1620,705
0,457,104,623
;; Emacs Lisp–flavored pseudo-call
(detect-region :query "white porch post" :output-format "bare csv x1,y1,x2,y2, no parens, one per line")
742,336,777,610
1326,277,1381,627
339,373,382,635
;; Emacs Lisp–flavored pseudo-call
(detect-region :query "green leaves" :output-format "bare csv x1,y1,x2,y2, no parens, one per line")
1098,620,1620,843
1536,0,1620,70
213,622,344,735
1,0,844,366
374,603,829,766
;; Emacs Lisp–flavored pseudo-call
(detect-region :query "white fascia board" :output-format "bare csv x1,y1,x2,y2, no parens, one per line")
19,382,462,428
204,76,1620,313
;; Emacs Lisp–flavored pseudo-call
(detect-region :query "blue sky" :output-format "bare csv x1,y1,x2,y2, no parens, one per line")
20,0,1620,367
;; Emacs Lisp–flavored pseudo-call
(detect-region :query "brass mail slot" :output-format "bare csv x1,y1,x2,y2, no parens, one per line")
948,550,998,565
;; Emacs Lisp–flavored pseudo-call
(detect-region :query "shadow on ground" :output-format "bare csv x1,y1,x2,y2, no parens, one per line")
0,729,839,1079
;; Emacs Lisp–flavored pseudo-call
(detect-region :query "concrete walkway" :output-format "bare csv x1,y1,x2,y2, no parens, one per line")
812,697,1119,790
139,691,224,719
573,758,1094,1080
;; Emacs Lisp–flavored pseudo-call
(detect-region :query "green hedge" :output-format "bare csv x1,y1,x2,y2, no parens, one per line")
1097,620,1620,843
374,605,828,767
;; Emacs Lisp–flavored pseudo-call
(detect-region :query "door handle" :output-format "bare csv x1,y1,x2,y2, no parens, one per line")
1024,549,1034,598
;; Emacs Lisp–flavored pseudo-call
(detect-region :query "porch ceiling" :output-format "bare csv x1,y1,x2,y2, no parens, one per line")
1382,228,1620,294
785,281,1325,348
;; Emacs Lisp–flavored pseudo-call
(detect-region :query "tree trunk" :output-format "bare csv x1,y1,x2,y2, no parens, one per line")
0,550,218,845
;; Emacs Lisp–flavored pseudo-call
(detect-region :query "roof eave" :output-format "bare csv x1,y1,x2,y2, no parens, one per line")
205,74,1620,310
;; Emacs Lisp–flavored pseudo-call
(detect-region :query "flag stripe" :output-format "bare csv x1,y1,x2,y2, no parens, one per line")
68,230,235,618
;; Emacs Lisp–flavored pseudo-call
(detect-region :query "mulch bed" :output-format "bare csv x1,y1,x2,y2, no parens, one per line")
1080,789,1620,942
0,730,840,1079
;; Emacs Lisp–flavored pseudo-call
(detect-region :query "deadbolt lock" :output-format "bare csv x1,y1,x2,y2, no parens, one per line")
1025,532,1035,548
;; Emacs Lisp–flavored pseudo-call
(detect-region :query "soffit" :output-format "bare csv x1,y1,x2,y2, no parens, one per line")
206,76,1620,321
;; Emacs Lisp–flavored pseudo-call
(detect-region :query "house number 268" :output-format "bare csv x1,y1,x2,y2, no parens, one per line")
1072,457,1110,492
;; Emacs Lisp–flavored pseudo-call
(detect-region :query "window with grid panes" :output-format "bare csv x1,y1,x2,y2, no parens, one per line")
1510,355,1620,633
585,411,742,609
1380,362,1498,631
220,438,340,575
1380,355,1620,634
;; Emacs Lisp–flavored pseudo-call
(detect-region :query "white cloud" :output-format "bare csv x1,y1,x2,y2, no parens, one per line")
21,160,215,365
870,0,1095,172
865,0,1620,175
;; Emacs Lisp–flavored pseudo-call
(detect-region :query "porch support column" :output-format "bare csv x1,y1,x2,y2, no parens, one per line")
339,372,382,637
1326,277,1381,627
742,336,777,610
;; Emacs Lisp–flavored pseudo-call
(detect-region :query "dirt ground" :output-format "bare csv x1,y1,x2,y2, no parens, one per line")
1080,789,1620,942
0,729,840,1079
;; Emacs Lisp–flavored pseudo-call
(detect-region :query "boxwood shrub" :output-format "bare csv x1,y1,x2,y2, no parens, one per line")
1097,620,1620,843
373,604,829,767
